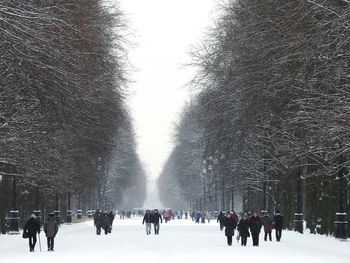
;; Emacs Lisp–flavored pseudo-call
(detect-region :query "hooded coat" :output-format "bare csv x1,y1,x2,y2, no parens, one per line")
24,217,40,237
238,218,250,237
224,216,237,237
273,213,284,229
153,212,162,224
249,216,262,234
262,215,273,233
44,216,58,238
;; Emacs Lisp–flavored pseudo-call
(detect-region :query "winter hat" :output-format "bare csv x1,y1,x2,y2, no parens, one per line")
30,214,36,219
49,212,55,217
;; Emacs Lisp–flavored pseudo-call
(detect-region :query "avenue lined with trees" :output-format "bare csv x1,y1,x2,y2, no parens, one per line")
0,0,146,233
158,0,350,238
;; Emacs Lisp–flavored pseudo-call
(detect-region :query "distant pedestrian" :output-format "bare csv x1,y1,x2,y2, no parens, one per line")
194,211,201,224
142,210,153,235
232,212,239,225
163,210,171,223
108,211,115,231
238,213,250,246
224,211,237,246
153,209,163,235
44,213,58,251
94,210,103,235
273,210,284,241
314,218,321,234
262,214,273,241
217,211,225,231
191,211,195,221
206,212,211,223
23,214,40,252
200,211,206,224
103,213,111,235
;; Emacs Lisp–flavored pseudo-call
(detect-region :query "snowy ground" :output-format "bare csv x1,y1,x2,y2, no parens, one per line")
0,218,349,263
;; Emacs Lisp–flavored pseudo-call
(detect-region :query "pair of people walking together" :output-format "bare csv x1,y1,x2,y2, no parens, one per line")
23,212,58,252
142,209,163,235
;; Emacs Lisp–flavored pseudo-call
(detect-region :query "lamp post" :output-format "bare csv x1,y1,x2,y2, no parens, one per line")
202,160,207,211
222,174,225,211
294,174,303,234
335,151,348,239
54,193,60,226
231,176,234,212
77,196,82,220
220,153,225,211
8,175,20,234
33,186,41,225
66,192,72,224
213,152,219,211
261,178,267,216
208,163,213,211
261,157,268,216
0,161,20,234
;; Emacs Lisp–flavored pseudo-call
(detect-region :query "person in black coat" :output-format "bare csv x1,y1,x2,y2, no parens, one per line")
238,213,250,246
102,213,111,235
224,212,237,246
153,209,163,235
249,212,262,246
94,210,103,235
273,210,284,241
44,213,58,251
23,214,40,252
108,211,115,231
142,210,153,235
217,211,225,231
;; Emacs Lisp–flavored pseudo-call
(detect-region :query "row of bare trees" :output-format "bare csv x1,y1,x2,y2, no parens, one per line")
0,0,146,232
159,0,350,236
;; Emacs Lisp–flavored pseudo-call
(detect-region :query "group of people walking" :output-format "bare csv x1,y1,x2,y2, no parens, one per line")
142,209,163,235
93,210,115,235
218,210,284,246
192,211,211,224
23,213,58,252
22,208,284,252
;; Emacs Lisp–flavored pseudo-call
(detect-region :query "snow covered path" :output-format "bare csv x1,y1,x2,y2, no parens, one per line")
1,218,349,263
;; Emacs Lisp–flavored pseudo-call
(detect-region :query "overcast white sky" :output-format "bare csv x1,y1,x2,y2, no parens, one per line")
114,0,217,206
